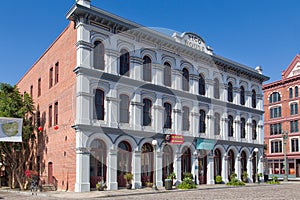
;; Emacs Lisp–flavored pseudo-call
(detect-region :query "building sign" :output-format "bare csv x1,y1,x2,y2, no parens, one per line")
170,134,184,144
196,138,215,150
0,117,23,142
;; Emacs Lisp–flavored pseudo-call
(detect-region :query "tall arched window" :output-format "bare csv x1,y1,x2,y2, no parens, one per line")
182,106,190,131
182,68,189,91
162,145,173,181
93,41,105,70
119,94,129,123
164,62,172,87
241,118,246,138
295,86,299,98
143,99,152,126
240,86,245,105
252,120,257,140
199,109,206,133
228,115,234,137
214,149,222,177
143,56,152,82
228,82,233,102
117,141,132,187
141,143,154,185
120,49,130,76
181,147,191,179
199,74,205,95
213,78,220,99
214,113,220,135
228,150,235,180
252,89,256,108
269,92,281,103
164,102,172,129
94,89,104,120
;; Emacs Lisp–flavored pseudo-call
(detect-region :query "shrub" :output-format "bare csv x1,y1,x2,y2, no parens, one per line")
176,177,196,189
267,176,280,184
226,172,245,186
215,175,223,184
183,172,193,179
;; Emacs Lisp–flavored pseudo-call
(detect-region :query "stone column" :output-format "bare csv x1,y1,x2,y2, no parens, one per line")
76,18,91,69
222,112,228,140
173,101,182,133
236,154,241,181
172,69,182,90
106,49,120,75
207,151,215,184
190,74,199,95
257,94,263,110
234,114,241,142
75,147,90,192
156,150,163,187
174,151,182,185
130,55,143,81
223,154,228,183
132,151,142,189
233,87,240,105
107,148,118,190
131,91,142,130
206,79,214,99
247,156,253,183
106,86,118,128
153,94,164,133
153,64,164,86
245,90,252,108
191,153,199,184
247,117,253,143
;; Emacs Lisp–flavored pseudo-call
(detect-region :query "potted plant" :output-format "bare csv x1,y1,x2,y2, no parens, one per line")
96,180,107,191
215,175,223,184
242,171,248,183
258,173,263,183
165,172,176,190
124,172,133,189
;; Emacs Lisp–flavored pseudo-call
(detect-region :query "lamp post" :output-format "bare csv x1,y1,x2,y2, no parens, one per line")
152,139,158,190
254,148,259,183
282,130,289,182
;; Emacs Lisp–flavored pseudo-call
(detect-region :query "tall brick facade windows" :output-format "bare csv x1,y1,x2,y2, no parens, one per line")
54,102,58,125
270,123,282,135
49,67,53,88
49,105,52,127
38,78,41,97
30,85,33,97
270,107,282,118
291,138,299,152
55,62,59,84
290,120,299,133
94,89,104,120
295,86,299,97
289,88,293,98
93,41,105,70
271,140,282,153
269,92,281,103
290,103,298,115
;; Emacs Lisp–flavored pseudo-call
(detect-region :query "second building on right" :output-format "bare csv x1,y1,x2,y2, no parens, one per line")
263,54,300,178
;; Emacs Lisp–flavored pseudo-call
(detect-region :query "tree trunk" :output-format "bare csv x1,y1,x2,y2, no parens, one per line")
15,173,24,190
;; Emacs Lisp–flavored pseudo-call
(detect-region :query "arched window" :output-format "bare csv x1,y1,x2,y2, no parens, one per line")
143,56,152,82
213,78,220,99
228,115,234,137
181,147,191,179
117,141,132,187
214,113,220,135
141,143,154,185
252,120,257,140
289,88,293,98
94,89,104,120
241,151,247,177
214,149,222,177
164,103,172,129
143,99,152,126
182,68,189,91
252,89,256,108
240,86,245,105
199,74,205,95
295,86,299,98
269,92,281,103
228,82,233,102
162,145,173,181
199,110,206,133
241,118,246,138
93,41,105,70
119,94,129,123
182,106,190,131
228,150,235,180
164,62,172,87
120,49,130,76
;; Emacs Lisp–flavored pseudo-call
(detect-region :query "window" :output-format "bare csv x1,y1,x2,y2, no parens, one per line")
295,86,299,98
213,78,220,99
241,118,246,138
227,82,233,102
240,86,245,105
271,140,282,153
49,67,53,88
54,102,58,125
252,120,257,140
164,103,172,129
252,90,256,108
143,99,152,126
38,78,41,97
290,103,298,115
289,88,293,98
120,49,130,76
94,41,105,70
291,138,299,152
199,110,206,133
270,107,282,118
182,68,189,91
48,105,52,127
55,62,59,84
120,94,129,123
269,92,281,103
182,106,190,131
143,56,152,82
270,123,282,135
199,74,205,95
95,89,104,120
30,85,33,97
164,62,172,87
228,115,234,137
214,113,220,135
290,120,299,133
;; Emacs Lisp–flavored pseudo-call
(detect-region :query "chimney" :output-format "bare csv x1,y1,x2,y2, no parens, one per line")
76,0,91,8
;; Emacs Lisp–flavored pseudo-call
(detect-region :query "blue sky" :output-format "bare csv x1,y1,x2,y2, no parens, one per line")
1,0,299,85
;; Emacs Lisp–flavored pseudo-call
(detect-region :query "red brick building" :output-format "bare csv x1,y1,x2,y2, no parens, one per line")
263,54,300,178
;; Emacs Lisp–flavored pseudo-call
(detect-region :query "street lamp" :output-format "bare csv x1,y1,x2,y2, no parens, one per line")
282,130,289,182
254,148,259,183
152,139,158,190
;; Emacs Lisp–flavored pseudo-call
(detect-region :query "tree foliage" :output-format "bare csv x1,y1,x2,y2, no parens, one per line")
0,83,35,189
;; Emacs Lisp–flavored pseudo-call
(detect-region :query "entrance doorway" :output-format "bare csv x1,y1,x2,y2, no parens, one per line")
141,143,153,186
162,145,173,185
48,162,53,184
198,153,207,184
117,141,132,187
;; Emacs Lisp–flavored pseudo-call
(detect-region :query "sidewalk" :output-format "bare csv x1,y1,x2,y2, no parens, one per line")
0,182,294,199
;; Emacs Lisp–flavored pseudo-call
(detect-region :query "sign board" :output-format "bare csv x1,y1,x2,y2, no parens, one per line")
196,139,215,150
170,134,184,144
0,117,23,142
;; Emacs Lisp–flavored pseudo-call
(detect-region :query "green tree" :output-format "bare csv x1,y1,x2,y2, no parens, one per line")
0,83,35,189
